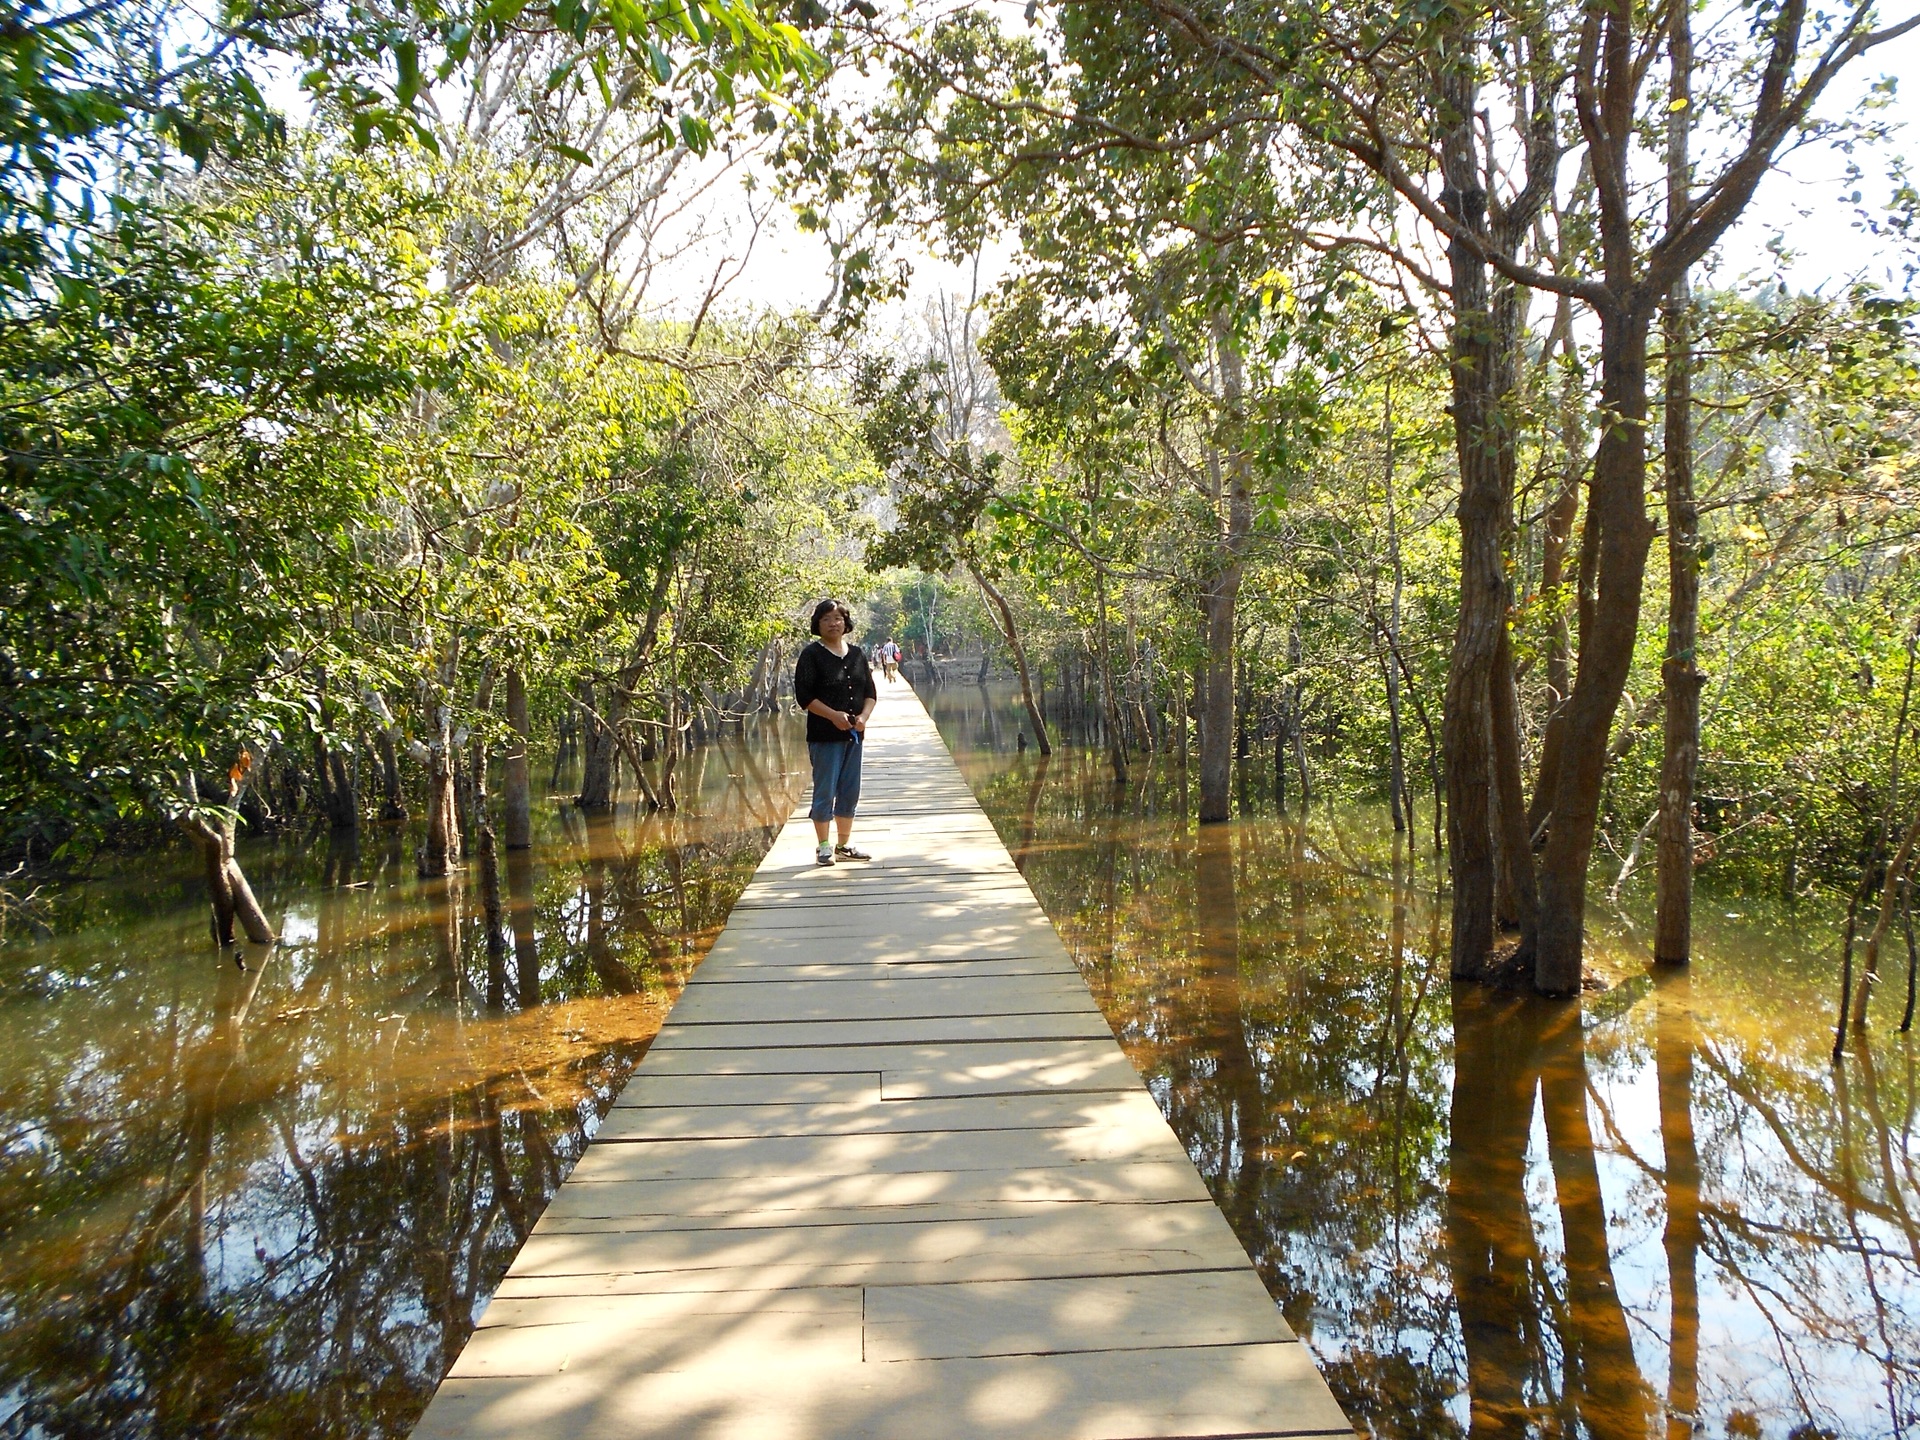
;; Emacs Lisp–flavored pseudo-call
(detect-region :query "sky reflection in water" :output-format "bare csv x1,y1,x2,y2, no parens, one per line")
923,682,1919,1440
0,723,803,1439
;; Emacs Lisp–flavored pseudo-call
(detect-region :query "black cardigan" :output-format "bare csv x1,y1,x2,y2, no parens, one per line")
793,641,877,743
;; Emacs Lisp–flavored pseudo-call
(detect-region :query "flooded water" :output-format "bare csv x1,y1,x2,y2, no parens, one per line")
0,720,804,1439
923,683,1919,1440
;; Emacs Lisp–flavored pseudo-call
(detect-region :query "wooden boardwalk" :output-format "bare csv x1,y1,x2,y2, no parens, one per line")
414,685,1353,1440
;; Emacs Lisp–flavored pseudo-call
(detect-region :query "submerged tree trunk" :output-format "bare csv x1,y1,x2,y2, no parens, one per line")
1539,1008,1658,1434
1535,308,1659,994
1439,108,1507,977
502,665,533,849
1198,569,1240,823
468,665,496,827
312,670,359,832
969,561,1051,755
1383,379,1409,835
314,732,358,832
371,692,407,823
419,637,463,878
1093,570,1128,784
178,770,274,946
1287,626,1312,806
1491,626,1539,947
420,701,460,878
1435,30,1554,978
1655,9,1700,967
1198,315,1255,826
576,677,620,812
1272,694,1287,811
1528,307,1586,844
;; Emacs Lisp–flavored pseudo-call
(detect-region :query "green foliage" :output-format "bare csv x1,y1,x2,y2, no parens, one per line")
0,151,446,839
0,0,853,860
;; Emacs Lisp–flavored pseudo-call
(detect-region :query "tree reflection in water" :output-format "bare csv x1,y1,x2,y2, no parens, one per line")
932,685,1920,1440
0,722,799,1439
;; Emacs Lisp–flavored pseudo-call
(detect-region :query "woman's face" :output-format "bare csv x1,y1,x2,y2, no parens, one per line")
818,608,848,641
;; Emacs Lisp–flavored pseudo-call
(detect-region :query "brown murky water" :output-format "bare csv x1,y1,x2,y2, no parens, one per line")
924,683,1920,1440
0,721,803,1439
5,689,1915,1440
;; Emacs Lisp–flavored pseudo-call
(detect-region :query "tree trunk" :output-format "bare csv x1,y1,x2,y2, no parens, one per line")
1197,570,1240,823
1528,306,1586,842
1491,625,1539,946
1273,694,1287,811
1532,491,1602,843
576,677,620,812
969,561,1051,755
1287,627,1312,806
374,710,407,823
1199,315,1255,825
1439,109,1505,976
1234,652,1249,762
468,666,496,826
1535,308,1659,994
311,672,359,831
1655,7,1700,967
1384,378,1410,834
178,781,274,946
320,736,358,832
419,638,463,878
421,700,460,878
1093,570,1128,784
1852,804,1920,1030
502,665,533,849
1436,31,1554,975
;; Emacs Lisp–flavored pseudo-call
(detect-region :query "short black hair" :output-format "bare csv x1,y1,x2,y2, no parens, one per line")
809,598,854,635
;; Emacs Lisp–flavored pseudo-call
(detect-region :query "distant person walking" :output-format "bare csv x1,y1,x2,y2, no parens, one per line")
794,598,877,866
880,638,901,684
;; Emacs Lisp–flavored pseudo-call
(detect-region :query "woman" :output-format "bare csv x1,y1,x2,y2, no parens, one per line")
793,598,877,865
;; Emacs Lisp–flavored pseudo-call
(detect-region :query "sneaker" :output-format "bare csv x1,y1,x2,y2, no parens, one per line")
815,845,835,866
834,843,872,861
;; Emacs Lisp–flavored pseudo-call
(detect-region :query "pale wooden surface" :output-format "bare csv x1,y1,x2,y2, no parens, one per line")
413,683,1354,1440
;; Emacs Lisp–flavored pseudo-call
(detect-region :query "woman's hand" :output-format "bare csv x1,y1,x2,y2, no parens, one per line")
849,711,867,734
830,709,853,731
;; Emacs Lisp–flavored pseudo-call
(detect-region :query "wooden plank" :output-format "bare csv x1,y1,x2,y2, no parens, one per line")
450,1291,864,1377
862,1270,1296,1360
537,1162,1213,1219
503,1201,1253,1281
593,1089,1169,1143
563,1116,1194,1183
411,684,1350,1440
648,1013,1118,1051
663,973,1100,1024
414,1344,1354,1440
631,1038,1146,1096
681,958,1078,982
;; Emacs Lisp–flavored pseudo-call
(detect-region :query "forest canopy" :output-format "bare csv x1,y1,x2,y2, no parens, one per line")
4,0,1920,1008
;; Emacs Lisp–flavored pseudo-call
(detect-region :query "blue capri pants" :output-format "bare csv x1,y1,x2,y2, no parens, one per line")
808,738,862,823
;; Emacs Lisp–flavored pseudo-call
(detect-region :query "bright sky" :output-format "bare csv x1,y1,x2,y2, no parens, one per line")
681,37,1920,326
260,10,1920,328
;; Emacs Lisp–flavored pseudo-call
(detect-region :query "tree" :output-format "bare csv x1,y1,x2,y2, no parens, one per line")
1,0,832,920
809,0,1920,988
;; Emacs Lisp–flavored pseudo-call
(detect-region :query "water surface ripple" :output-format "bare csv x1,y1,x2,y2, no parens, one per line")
924,682,1919,1440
